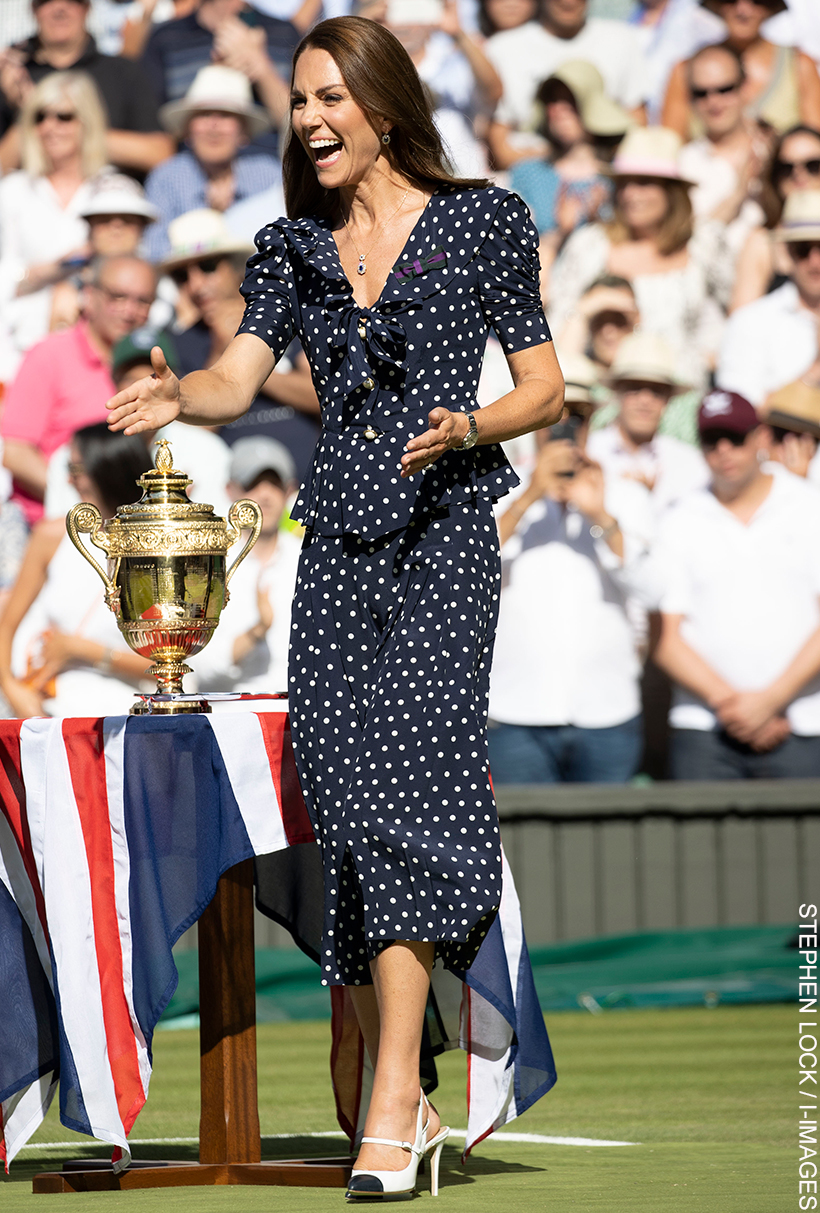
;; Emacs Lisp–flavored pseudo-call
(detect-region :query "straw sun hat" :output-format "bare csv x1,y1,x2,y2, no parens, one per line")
607,332,687,392
774,190,820,243
159,65,271,139
159,209,254,275
608,126,696,188
538,59,633,138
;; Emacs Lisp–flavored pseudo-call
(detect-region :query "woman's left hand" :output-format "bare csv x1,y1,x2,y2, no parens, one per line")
400,407,468,478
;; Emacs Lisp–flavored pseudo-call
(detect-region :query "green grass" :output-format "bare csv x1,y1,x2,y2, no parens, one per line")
2,1005,794,1211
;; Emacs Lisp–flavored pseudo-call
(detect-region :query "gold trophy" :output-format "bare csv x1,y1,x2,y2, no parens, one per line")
66,439,262,714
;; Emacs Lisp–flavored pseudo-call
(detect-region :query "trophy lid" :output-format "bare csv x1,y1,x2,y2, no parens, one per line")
116,438,217,522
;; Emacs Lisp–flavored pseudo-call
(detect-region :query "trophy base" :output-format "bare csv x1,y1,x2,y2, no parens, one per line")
131,695,212,715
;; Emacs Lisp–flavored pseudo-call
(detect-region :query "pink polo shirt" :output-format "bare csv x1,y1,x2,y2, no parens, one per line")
1,320,115,525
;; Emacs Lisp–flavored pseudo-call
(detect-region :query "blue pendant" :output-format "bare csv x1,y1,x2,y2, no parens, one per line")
357,257,366,276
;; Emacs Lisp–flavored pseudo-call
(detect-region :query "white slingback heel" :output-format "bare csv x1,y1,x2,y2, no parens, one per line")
421,1094,450,1197
345,1095,426,1200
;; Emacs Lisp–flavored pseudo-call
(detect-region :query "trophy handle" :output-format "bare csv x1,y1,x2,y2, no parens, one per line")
225,499,263,587
66,503,120,614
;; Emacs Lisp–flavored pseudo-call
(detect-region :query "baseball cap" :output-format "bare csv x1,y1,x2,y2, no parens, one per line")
229,437,296,490
697,389,759,438
111,326,177,377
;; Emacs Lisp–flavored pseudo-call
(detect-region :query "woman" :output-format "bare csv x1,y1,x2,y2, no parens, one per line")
107,15,563,1198
510,60,629,272
0,424,153,721
0,71,112,372
730,123,820,309
661,0,820,139
548,126,733,390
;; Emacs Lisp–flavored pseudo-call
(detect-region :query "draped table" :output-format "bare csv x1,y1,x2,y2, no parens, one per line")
0,702,555,1194
0,702,350,1192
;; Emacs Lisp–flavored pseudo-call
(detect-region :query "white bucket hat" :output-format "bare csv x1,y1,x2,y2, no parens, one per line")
608,126,695,187
159,66,271,139
160,208,255,274
80,174,159,223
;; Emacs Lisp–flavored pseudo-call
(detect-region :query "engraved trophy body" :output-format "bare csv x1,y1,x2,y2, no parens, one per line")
66,440,262,714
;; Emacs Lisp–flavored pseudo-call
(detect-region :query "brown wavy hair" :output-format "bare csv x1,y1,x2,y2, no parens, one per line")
606,179,693,256
283,16,489,220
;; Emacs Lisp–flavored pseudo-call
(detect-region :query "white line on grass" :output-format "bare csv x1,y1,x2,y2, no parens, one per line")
20,1130,637,1151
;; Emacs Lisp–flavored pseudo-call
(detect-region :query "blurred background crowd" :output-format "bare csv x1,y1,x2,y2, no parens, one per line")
0,0,819,784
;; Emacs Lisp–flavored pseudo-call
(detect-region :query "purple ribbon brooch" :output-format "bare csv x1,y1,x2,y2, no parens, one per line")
393,245,448,282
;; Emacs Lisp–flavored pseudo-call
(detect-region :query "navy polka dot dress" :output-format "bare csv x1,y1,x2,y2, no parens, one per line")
237,187,551,985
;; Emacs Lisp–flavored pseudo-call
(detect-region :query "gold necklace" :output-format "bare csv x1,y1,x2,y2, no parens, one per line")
342,187,410,276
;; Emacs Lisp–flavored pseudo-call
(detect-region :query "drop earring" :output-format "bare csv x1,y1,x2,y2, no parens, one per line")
382,132,391,145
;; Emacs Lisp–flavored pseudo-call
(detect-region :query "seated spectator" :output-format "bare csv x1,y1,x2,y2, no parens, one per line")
486,0,647,170
0,422,154,719
662,0,820,140
43,325,234,520
549,126,733,390
630,0,724,125
0,253,156,528
162,209,320,479
653,389,820,779
140,0,300,151
0,0,173,174
758,379,820,482
191,436,301,695
731,123,820,310
144,64,280,261
488,390,654,784
511,60,628,266
718,189,820,405
49,173,161,330
677,45,773,262
0,71,113,377
587,332,708,515
555,274,639,383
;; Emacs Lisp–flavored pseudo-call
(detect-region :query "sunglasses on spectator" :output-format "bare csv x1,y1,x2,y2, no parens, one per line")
700,431,748,450
170,257,227,286
718,0,781,8
774,158,820,180
33,0,88,8
690,81,741,101
789,241,820,261
34,109,78,124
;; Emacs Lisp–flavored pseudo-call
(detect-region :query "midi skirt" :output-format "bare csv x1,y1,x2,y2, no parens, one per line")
288,499,503,986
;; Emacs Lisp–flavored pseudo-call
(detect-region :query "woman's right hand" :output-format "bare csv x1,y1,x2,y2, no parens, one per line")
106,346,182,435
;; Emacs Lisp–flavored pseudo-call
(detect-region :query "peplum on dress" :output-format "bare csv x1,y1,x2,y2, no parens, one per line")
237,186,552,986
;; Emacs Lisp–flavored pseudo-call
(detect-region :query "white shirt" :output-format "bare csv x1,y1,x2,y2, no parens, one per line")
44,423,233,521
486,19,646,131
717,282,819,407
655,468,820,734
587,426,709,516
489,478,655,728
190,529,302,695
677,138,765,260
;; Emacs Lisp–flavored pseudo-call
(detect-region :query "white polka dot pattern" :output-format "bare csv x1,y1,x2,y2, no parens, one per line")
237,187,551,541
289,501,503,986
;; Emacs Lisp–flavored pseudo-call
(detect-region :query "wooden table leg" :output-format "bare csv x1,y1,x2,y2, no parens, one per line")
198,857,261,1164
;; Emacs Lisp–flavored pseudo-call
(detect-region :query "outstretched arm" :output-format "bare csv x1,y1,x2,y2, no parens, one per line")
106,332,276,435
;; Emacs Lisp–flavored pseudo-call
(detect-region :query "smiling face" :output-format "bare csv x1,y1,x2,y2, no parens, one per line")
689,48,745,140
291,46,386,192
35,0,89,48
35,97,82,168
616,381,674,444
717,0,773,43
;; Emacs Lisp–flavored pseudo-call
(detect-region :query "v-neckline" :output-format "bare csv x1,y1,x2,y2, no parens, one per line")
328,190,439,311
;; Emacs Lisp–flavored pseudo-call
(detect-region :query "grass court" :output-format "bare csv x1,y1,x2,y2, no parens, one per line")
2,1003,792,1211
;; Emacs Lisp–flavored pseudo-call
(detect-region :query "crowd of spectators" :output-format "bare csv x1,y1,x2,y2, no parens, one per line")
0,0,819,784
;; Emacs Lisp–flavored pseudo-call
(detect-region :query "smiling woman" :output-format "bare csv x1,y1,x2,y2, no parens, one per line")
105,15,563,1199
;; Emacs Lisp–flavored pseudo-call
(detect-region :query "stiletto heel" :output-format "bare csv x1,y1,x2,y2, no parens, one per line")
346,1095,426,1200
421,1093,450,1196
